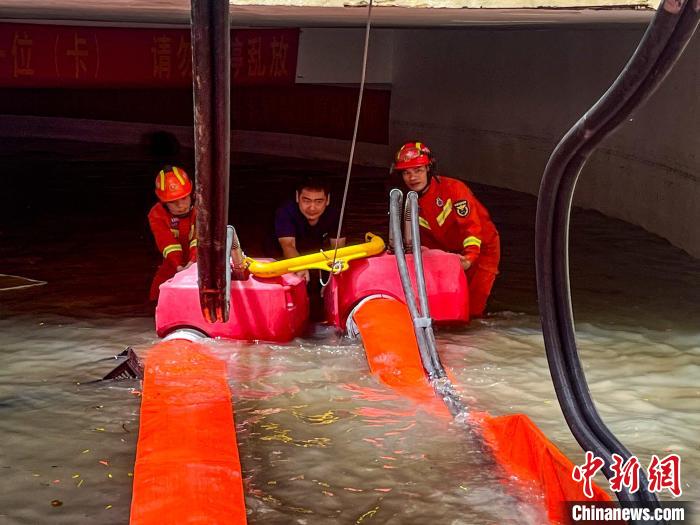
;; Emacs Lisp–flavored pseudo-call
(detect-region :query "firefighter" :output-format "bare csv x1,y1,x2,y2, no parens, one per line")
392,142,500,318
147,166,197,301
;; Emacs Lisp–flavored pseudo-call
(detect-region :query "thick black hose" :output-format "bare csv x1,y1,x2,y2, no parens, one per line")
553,3,699,506
536,0,698,513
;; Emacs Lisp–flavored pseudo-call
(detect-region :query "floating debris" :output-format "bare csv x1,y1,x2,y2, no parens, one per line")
356,506,380,523
50,499,63,507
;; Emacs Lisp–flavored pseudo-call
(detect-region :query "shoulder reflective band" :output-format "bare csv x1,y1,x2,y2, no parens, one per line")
436,199,452,226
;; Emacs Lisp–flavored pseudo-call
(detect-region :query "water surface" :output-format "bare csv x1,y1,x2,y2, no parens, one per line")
1,148,698,523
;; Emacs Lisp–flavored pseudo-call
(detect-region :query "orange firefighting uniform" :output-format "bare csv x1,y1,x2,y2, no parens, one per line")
147,203,197,300
417,176,500,318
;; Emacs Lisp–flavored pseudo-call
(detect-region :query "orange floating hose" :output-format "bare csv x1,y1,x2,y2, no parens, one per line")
353,297,450,415
474,411,611,523
130,339,247,525
352,296,611,524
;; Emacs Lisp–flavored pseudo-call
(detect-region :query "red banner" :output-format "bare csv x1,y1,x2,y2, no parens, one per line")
0,23,298,87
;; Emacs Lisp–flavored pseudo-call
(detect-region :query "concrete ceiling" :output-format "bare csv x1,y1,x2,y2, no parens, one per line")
0,1,655,28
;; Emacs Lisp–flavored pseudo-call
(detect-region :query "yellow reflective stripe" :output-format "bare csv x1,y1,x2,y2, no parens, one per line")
170,228,179,238
162,244,182,258
436,199,452,227
189,224,195,240
189,238,197,248
159,171,166,190
463,236,482,248
172,166,185,185
419,216,431,230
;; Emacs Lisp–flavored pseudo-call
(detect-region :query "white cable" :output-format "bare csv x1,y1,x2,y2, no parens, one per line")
0,273,47,292
162,328,208,342
345,293,393,339
321,0,374,288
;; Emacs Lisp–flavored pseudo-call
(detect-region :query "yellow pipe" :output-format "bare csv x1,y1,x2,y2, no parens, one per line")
246,233,385,278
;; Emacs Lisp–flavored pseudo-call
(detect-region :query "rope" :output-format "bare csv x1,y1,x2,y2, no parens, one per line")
0,273,47,292
320,0,374,287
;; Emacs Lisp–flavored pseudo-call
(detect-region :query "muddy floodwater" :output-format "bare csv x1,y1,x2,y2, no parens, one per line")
1,147,698,523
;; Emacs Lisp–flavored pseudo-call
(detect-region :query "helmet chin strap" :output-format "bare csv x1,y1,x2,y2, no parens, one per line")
172,209,192,218
416,170,435,195
162,201,193,218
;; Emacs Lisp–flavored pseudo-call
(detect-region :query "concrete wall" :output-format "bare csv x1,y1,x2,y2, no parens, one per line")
4,25,697,256
390,28,700,257
297,28,393,84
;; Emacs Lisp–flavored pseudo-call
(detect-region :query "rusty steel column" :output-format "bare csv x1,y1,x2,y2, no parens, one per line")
190,0,230,322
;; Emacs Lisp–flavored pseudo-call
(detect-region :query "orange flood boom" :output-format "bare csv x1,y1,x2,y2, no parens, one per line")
352,297,611,524
130,339,247,525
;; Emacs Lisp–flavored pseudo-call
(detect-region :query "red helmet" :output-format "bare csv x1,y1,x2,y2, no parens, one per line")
155,166,192,202
393,142,433,171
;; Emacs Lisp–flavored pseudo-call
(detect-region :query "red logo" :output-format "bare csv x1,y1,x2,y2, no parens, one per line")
572,451,605,499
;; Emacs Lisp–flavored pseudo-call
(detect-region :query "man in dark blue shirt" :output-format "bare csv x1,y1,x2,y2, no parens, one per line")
272,177,346,280
271,177,346,321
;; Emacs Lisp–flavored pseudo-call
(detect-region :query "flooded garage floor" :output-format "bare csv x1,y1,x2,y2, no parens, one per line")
0,144,698,523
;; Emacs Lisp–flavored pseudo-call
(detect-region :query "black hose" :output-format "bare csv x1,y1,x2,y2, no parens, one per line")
536,0,699,514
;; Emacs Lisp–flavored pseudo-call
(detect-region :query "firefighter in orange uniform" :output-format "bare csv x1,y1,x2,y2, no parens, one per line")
392,142,500,318
148,166,197,301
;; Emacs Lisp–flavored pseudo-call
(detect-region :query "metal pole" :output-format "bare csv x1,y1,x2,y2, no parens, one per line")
191,0,230,322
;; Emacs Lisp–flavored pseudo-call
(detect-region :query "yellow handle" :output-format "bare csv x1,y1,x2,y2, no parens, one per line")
246,233,385,278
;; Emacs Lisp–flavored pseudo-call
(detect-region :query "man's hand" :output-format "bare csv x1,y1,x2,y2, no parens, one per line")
459,256,472,271
176,261,194,272
296,269,310,282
